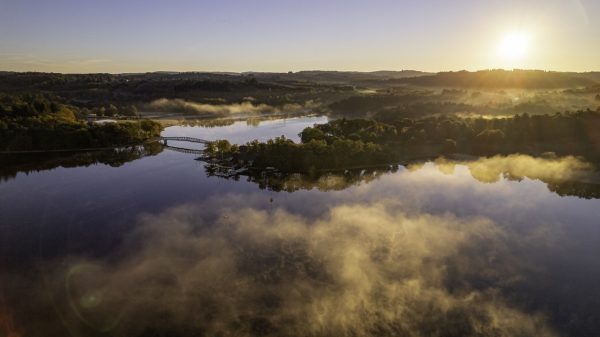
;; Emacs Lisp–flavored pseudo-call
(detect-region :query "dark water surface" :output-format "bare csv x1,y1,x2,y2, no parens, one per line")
1,116,600,337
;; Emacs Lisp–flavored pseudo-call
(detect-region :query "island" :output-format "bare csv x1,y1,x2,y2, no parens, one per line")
202,111,600,173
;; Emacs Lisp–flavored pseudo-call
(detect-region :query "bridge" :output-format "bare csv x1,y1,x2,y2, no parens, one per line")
151,136,210,155
163,145,205,155
157,136,209,145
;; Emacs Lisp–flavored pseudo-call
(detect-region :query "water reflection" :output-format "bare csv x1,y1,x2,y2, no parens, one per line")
207,154,600,199
162,115,328,144
3,154,600,336
0,143,163,183
1,123,600,336
205,164,397,192
15,201,559,336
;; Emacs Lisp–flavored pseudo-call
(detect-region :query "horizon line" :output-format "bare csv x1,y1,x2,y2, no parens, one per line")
1,68,599,75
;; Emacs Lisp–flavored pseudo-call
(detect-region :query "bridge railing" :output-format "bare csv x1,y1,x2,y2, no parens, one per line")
163,145,205,154
158,136,209,144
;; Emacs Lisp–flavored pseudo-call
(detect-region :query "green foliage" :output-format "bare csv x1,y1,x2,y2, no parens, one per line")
211,111,600,173
300,118,397,144
106,104,119,117
122,105,139,117
0,72,342,111
0,93,162,151
205,139,238,158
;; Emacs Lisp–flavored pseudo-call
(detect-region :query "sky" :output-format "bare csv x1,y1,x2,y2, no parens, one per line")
1,0,599,73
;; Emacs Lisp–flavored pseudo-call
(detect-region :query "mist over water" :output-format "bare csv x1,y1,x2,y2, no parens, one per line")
145,98,318,118
1,118,600,337
3,0,600,335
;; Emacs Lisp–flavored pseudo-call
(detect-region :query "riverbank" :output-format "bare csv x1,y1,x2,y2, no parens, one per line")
0,118,162,152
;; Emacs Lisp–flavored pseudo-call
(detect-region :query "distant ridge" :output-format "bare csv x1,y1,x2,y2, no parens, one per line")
244,70,431,85
1,69,598,91
392,69,598,89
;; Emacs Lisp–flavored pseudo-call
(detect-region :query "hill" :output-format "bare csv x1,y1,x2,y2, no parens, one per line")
392,69,597,89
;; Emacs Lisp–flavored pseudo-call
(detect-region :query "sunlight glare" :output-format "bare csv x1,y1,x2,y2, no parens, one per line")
498,32,531,60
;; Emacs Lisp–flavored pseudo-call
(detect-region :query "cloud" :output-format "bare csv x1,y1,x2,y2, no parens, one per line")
0,54,112,72
30,199,558,337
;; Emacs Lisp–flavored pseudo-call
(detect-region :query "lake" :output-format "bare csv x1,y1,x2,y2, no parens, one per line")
1,115,600,337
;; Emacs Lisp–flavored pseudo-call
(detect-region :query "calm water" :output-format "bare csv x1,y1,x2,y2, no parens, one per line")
1,115,600,337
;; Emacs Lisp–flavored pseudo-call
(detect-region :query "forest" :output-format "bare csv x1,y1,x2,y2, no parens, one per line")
2,69,600,153
0,93,162,151
1,70,599,120
204,111,600,172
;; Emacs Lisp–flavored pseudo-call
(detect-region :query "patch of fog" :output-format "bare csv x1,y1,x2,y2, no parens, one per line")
145,98,319,117
93,119,118,124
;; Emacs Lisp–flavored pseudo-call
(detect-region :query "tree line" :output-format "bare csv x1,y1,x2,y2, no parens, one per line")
0,93,162,151
204,111,600,173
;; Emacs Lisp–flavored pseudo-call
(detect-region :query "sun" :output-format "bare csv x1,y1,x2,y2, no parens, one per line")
498,32,531,60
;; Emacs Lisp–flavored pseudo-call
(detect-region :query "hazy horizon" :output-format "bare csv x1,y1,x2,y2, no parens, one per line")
2,0,600,73
2,68,600,75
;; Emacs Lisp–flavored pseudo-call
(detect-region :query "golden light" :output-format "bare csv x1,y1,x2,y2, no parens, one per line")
497,32,531,61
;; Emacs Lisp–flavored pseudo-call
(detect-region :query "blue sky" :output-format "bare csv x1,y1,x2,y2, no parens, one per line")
1,0,599,72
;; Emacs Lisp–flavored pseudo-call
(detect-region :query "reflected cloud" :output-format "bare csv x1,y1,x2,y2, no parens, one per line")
211,154,600,199
2,154,600,336
32,202,557,336
435,154,596,184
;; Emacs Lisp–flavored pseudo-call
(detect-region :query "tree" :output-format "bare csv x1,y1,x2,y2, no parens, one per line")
300,127,325,143
443,138,457,154
55,106,77,122
205,140,236,158
122,105,139,117
475,129,505,154
106,104,118,117
96,107,106,117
